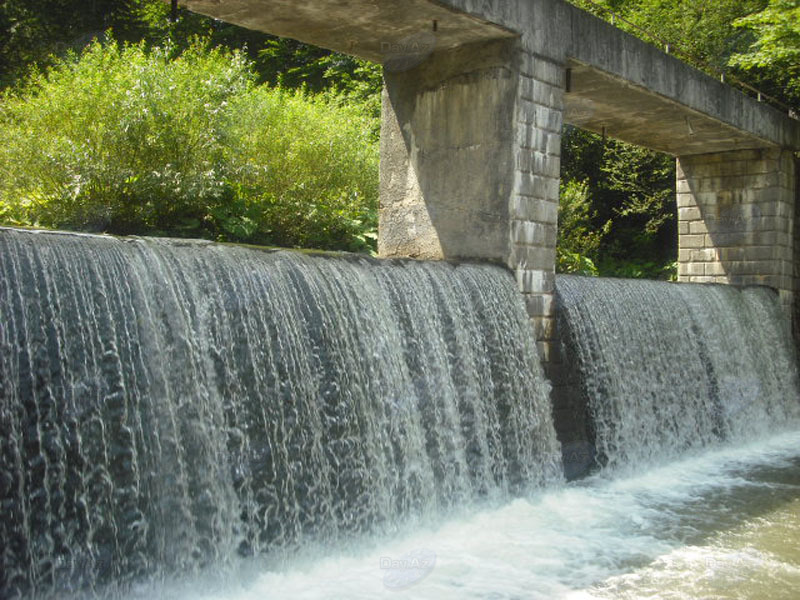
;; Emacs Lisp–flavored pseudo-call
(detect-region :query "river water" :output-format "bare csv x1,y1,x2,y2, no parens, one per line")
146,431,800,600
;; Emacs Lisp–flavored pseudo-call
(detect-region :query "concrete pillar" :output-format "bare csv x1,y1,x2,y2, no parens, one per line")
379,38,565,360
677,148,796,314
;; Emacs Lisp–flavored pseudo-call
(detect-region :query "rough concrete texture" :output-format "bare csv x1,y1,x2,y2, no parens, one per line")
564,63,786,156
677,148,796,312
176,0,515,62
436,0,800,152
379,39,518,262
175,0,800,154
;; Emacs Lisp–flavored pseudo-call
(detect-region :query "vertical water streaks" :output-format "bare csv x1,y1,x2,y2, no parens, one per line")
0,228,562,598
556,275,800,474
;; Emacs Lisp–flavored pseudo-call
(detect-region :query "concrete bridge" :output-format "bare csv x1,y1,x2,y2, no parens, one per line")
176,0,800,356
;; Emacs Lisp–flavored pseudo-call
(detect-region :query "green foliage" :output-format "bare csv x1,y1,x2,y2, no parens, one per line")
598,257,678,280
568,0,798,111
5,0,794,270
223,87,378,251
570,0,767,69
729,0,800,107
0,38,379,252
555,173,676,280
556,180,607,275
560,126,677,278
256,38,383,126
0,38,250,234
558,249,600,276
600,140,676,253
0,0,383,100
0,0,176,87
560,0,799,280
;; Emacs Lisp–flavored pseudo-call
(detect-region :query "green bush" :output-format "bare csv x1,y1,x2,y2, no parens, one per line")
0,37,379,252
222,87,378,251
556,179,608,276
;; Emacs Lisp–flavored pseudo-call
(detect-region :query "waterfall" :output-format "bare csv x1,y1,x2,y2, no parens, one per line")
556,275,800,473
0,227,562,599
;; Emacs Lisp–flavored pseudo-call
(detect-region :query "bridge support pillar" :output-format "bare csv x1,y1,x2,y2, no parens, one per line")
677,148,796,316
378,39,565,361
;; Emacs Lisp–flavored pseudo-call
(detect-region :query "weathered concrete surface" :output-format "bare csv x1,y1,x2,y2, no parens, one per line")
677,148,797,311
379,39,518,262
565,63,789,156
176,0,800,154
173,0,800,359
435,0,800,153
175,0,515,62
378,36,564,361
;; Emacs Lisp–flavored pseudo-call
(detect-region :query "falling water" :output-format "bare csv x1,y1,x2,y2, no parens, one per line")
0,227,562,599
555,275,800,472
4,229,800,599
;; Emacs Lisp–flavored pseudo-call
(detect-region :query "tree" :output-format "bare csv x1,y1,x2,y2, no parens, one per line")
560,126,676,278
0,0,153,87
557,180,607,275
0,0,382,101
557,0,784,279
729,0,800,110
570,0,767,72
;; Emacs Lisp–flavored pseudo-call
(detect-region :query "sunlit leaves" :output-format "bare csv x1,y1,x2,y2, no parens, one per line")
0,37,379,252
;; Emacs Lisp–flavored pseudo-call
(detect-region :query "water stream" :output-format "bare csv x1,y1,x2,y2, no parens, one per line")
1,228,799,599
0,228,561,598
556,275,800,472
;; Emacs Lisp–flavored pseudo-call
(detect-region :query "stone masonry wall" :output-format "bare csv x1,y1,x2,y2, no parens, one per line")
510,49,565,364
507,48,589,453
677,148,796,312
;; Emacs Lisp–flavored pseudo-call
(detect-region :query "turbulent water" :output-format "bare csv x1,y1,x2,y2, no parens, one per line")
165,431,800,600
0,227,561,599
3,228,800,600
556,275,800,472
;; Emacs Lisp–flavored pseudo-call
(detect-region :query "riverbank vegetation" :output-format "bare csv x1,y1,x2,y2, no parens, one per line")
0,39,378,251
0,0,797,272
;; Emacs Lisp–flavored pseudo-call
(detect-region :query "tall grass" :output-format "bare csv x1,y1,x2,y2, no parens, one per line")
0,37,379,252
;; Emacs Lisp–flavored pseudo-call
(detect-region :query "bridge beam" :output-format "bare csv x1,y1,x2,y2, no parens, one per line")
172,0,800,355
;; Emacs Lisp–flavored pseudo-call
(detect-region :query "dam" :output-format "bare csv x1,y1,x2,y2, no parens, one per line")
1,227,800,598
1,0,800,597
174,0,800,360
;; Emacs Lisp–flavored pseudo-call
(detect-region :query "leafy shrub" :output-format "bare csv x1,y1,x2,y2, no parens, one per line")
559,125,678,279
556,179,608,275
597,257,678,281
222,86,378,251
0,36,379,252
0,38,248,233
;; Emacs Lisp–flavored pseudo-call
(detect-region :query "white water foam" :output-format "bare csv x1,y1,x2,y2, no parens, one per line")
137,431,800,600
